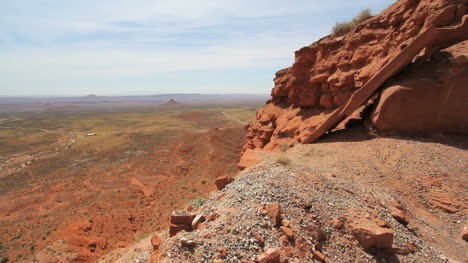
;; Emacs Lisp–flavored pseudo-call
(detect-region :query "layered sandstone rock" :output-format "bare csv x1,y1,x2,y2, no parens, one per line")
243,0,468,153
371,40,468,133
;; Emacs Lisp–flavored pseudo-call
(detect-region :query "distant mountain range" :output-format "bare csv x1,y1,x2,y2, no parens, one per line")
0,94,269,105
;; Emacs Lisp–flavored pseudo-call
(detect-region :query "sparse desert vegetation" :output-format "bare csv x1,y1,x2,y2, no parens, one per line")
332,8,373,36
275,156,290,165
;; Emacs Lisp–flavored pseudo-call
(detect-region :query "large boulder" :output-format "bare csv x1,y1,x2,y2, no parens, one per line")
371,40,468,134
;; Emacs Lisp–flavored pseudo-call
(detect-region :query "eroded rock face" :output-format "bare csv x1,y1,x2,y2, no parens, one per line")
371,40,468,133
243,0,468,153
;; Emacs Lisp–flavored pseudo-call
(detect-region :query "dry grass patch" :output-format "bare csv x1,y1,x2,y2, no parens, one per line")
332,9,373,36
275,156,291,165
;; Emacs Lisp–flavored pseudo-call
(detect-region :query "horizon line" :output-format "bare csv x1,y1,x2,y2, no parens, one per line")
0,93,270,98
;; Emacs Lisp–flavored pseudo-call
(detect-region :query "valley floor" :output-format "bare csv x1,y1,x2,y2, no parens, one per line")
0,103,260,262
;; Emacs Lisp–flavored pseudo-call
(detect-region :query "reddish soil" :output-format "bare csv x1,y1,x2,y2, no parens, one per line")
0,110,245,262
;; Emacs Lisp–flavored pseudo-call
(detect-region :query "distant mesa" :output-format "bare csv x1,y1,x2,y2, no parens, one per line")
161,99,183,106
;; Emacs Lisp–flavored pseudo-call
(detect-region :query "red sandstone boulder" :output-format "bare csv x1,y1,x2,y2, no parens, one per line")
253,232,265,246
257,248,281,263
218,247,228,258
266,204,282,227
278,235,289,246
351,221,394,250
330,217,344,229
462,225,468,241
313,251,327,262
170,213,195,225
151,234,162,251
169,212,196,236
215,176,234,190
209,212,220,221
371,41,468,134
169,224,192,237
390,207,410,225
280,226,294,240
305,222,326,242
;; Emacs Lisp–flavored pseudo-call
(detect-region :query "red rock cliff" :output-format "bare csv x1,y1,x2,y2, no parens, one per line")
243,0,468,154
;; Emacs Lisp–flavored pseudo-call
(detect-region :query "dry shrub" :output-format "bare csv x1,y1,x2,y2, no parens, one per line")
332,22,355,36
189,197,206,208
332,9,373,36
275,156,291,165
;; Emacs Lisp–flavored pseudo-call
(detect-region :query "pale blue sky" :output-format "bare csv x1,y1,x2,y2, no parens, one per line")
0,0,394,96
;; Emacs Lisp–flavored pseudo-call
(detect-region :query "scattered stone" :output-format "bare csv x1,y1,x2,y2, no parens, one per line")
280,226,294,240
392,245,408,255
213,260,225,263
257,248,281,263
390,207,409,225
151,234,162,251
375,218,390,228
313,242,322,252
169,224,192,237
253,232,265,246
295,236,310,251
279,235,289,246
305,223,326,242
216,192,227,201
351,221,394,250
170,212,195,225
281,219,290,227
180,237,196,247
330,217,344,229
462,225,468,241
259,208,268,215
434,203,460,213
191,214,206,229
208,212,220,221
406,241,416,253
313,250,327,262
266,204,282,227
215,176,234,190
218,247,227,258
391,201,404,210
281,246,294,257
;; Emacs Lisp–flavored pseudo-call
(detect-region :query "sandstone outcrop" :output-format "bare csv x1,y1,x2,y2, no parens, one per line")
243,0,468,153
371,40,468,133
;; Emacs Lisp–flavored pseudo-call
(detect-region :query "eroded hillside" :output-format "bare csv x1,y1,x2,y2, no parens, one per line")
242,0,468,153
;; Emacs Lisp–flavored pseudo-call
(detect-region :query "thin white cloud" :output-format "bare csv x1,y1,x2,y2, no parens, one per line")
0,0,395,95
